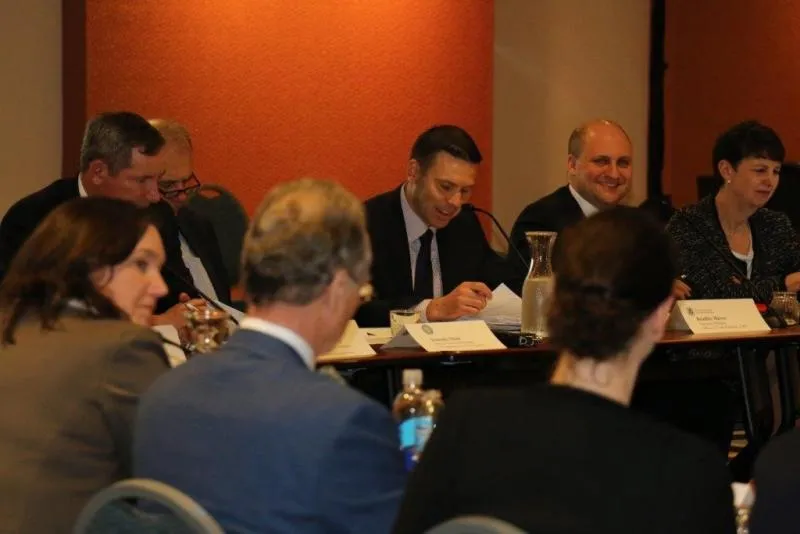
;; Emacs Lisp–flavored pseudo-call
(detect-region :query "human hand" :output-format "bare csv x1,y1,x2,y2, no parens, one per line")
672,279,692,300
425,282,492,322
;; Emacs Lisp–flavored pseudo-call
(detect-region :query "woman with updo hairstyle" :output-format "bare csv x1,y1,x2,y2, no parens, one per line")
393,207,736,534
0,197,171,534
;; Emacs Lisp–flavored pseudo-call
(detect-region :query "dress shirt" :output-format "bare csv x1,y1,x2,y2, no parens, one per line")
179,234,220,301
568,184,600,217
400,185,442,297
239,317,316,369
78,175,88,198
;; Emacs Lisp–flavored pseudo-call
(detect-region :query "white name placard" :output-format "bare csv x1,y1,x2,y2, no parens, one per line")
383,320,506,352
668,299,770,334
318,320,376,361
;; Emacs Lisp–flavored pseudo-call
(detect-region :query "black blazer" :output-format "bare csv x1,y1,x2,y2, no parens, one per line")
393,385,736,534
751,429,800,534
666,195,800,303
173,207,231,308
356,186,509,327
0,178,230,313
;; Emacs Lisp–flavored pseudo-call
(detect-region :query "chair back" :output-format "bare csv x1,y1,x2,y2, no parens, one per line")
186,184,249,285
425,515,527,534
73,478,224,534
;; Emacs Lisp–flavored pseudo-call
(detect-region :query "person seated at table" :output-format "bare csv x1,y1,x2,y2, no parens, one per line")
355,125,509,327
0,197,171,534
667,120,800,301
749,428,800,533
134,179,406,534
392,207,736,534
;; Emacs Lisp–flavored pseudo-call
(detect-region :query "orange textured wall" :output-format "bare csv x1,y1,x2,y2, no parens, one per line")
665,0,800,206
83,1,493,214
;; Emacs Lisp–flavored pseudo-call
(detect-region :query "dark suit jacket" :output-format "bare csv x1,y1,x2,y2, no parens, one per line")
173,207,231,307
393,385,736,534
751,429,800,533
0,313,169,534
134,329,406,534
0,178,230,313
356,186,509,326
666,195,800,303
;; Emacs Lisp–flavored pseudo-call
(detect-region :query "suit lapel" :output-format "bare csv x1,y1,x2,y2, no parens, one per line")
177,209,230,302
384,187,413,296
555,186,587,229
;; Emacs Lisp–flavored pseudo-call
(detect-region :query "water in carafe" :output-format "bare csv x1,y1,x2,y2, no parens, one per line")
521,231,556,337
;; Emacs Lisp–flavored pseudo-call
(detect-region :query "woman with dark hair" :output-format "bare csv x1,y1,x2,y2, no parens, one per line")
668,120,800,300
393,207,736,534
0,197,171,534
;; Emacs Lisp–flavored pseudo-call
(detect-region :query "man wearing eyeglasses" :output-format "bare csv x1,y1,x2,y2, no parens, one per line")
147,120,232,329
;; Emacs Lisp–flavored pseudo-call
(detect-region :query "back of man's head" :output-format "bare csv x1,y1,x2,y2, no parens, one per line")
242,179,370,308
79,111,164,175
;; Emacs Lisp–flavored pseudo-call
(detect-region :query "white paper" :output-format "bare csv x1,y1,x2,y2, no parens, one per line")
470,283,521,331
318,320,376,361
668,299,770,334
384,320,506,352
361,327,392,345
151,325,188,367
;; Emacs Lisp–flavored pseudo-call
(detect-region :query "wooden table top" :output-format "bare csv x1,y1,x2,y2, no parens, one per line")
320,326,800,368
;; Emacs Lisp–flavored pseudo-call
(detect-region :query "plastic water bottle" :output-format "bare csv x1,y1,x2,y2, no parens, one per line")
392,369,444,470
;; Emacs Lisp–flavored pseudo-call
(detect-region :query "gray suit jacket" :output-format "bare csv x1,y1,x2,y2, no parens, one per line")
0,312,170,534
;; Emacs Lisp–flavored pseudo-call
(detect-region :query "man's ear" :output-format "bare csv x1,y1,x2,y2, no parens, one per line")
86,160,109,185
407,159,421,184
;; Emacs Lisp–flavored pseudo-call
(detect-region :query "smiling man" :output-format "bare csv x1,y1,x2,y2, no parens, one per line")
355,125,508,327
508,119,633,272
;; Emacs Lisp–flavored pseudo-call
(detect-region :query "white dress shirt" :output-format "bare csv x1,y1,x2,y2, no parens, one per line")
239,317,316,369
179,235,221,302
568,184,600,217
78,175,88,198
400,185,443,297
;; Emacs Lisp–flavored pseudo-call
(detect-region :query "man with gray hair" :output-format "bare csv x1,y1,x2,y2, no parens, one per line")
134,178,406,534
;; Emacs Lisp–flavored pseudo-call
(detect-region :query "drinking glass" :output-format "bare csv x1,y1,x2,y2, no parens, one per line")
186,308,231,353
770,291,799,327
390,309,421,336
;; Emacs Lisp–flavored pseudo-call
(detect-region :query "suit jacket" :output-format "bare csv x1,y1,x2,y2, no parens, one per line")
0,178,230,313
0,312,169,534
356,186,509,326
751,429,800,533
393,385,736,534
666,195,800,303
134,329,406,534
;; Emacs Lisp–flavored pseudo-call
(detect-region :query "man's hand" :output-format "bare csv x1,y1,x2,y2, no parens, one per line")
152,293,207,342
672,279,692,300
785,272,800,293
425,282,492,322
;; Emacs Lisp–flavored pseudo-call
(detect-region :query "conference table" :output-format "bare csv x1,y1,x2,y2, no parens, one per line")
328,327,800,447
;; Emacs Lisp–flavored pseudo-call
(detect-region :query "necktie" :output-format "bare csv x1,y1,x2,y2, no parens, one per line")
414,229,434,299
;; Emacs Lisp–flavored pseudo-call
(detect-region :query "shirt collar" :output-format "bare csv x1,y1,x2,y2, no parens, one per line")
239,317,316,369
77,175,89,198
400,183,432,244
568,184,600,217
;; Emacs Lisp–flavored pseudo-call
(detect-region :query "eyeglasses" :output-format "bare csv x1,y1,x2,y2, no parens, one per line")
158,174,201,200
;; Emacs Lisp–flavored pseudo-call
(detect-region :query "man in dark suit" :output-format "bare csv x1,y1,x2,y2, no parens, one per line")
148,119,231,307
508,119,633,271
356,125,508,327
0,111,207,330
134,179,406,534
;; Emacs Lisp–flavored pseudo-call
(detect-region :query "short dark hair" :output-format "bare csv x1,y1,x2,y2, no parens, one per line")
548,207,676,360
410,125,482,175
0,197,155,344
712,120,785,178
79,111,165,175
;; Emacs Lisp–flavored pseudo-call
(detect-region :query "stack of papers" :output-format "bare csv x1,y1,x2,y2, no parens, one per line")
468,283,522,332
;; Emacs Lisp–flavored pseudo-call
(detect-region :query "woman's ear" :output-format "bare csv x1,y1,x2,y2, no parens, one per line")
89,266,113,291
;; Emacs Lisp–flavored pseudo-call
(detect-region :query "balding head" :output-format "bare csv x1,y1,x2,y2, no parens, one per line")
242,179,371,307
566,119,633,210
148,119,197,212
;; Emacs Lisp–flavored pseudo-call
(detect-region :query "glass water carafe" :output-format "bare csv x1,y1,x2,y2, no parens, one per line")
520,231,556,337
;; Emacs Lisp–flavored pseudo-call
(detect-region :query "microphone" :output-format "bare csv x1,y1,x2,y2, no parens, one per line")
676,210,788,328
463,204,528,273
163,264,240,326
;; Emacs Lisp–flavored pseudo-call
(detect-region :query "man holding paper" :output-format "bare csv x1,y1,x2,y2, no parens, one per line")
356,125,509,327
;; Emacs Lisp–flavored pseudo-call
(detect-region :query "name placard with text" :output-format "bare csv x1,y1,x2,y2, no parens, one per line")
668,299,770,335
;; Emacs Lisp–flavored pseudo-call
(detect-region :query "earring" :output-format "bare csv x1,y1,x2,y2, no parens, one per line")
725,180,731,184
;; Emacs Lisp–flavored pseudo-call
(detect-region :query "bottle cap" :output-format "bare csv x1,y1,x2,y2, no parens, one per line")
402,369,423,388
